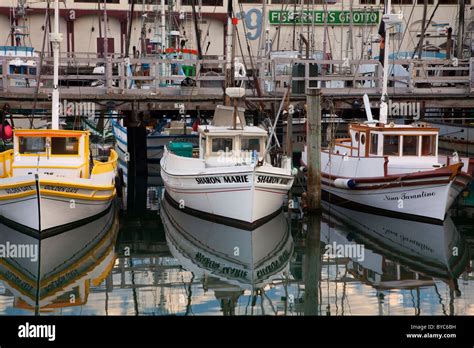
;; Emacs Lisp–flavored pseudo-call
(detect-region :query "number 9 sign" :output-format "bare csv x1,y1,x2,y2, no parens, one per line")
237,9,263,41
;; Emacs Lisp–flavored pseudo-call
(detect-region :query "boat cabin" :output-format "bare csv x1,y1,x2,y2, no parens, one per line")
337,123,439,159
8,129,90,178
191,104,268,166
197,125,267,166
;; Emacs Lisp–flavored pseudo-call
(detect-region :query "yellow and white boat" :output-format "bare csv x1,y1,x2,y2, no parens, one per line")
0,0,119,236
0,129,118,235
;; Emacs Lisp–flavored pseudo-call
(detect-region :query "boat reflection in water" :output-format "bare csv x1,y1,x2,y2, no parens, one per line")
0,203,119,314
160,193,294,315
320,201,471,314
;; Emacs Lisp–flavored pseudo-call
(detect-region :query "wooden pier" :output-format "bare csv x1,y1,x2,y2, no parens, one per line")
1,54,474,113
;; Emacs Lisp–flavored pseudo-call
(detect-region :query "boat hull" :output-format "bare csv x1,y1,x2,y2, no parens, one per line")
319,167,470,223
0,177,115,237
161,163,293,229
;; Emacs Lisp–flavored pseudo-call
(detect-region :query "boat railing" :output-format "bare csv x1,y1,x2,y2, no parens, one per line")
0,149,13,178
91,149,118,177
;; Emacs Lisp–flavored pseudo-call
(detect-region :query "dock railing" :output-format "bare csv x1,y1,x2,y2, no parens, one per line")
0,55,471,98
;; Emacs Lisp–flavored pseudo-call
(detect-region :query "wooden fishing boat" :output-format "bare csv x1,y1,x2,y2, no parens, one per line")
160,104,294,229
0,129,118,235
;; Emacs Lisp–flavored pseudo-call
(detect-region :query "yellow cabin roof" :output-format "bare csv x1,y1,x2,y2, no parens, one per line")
14,129,89,138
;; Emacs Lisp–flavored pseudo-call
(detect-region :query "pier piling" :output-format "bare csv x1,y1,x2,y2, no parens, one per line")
306,88,322,211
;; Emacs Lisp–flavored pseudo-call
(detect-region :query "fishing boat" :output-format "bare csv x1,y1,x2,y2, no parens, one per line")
0,0,118,236
0,128,118,235
301,6,473,223
160,101,295,229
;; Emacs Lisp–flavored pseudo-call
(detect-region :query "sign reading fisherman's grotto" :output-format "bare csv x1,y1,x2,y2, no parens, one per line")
269,10,380,25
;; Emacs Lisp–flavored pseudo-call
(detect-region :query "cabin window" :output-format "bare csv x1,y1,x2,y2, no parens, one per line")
211,138,233,152
19,137,46,154
51,137,79,155
402,136,418,156
421,135,436,156
360,134,366,145
29,67,37,75
370,134,378,155
241,138,260,152
354,132,360,142
383,135,400,156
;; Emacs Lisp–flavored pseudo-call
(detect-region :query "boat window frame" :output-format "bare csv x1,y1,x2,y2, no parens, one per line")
240,136,264,155
420,134,437,156
369,132,379,155
383,134,401,156
209,136,234,155
16,134,83,157
401,135,419,157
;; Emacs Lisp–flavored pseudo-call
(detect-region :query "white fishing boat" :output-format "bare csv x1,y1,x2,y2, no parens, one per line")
301,5,473,223
160,102,295,229
0,0,118,236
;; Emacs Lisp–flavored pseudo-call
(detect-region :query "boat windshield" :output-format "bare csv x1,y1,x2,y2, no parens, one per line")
19,137,46,154
51,137,80,155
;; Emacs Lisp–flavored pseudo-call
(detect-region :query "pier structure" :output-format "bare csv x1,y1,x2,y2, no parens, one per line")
1,55,474,114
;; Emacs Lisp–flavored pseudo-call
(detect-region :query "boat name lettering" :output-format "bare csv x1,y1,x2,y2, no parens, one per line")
5,186,33,194
222,267,248,279
195,252,220,269
195,175,250,184
43,185,79,193
257,175,290,185
223,175,249,183
256,250,291,279
383,191,435,201
195,177,222,184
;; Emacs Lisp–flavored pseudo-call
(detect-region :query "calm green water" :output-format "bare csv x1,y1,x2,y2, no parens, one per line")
1,185,473,316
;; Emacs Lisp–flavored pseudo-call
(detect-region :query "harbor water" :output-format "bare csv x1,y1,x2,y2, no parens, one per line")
0,178,473,316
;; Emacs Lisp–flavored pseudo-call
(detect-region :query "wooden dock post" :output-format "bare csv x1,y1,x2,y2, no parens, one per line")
306,88,322,211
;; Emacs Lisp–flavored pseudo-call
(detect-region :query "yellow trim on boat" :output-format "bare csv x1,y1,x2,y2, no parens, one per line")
0,191,36,200
40,180,114,190
12,164,86,170
91,149,118,175
0,181,35,189
14,129,89,137
40,189,116,201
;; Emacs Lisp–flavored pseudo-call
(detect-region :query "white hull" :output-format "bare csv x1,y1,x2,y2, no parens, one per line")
0,177,115,235
161,150,293,227
322,180,457,222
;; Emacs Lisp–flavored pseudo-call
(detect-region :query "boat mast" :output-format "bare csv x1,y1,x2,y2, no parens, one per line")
379,0,391,125
457,0,466,58
225,0,235,106
161,0,166,52
51,0,62,130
